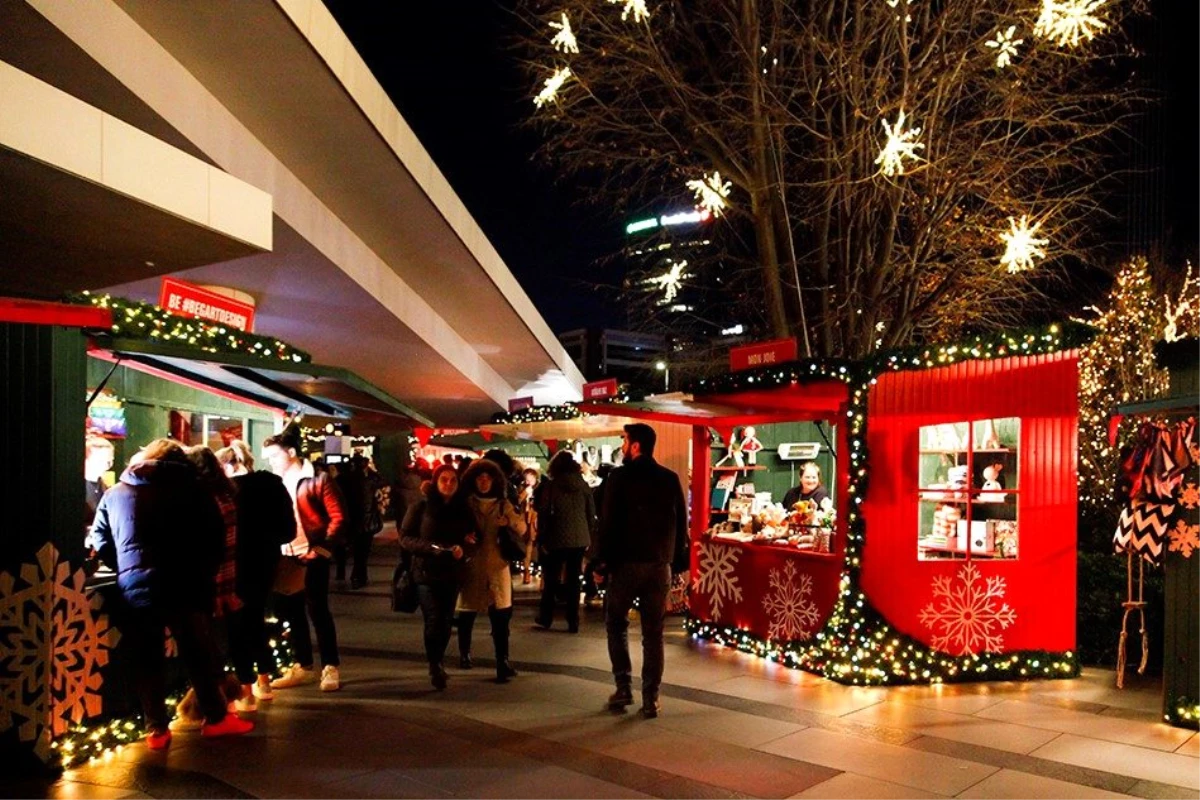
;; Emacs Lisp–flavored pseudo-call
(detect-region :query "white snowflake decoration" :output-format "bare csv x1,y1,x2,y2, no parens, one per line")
761,560,821,642
998,215,1049,273
533,66,572,109
686,171,732,217
1163,264,1199,343
648,260,690,303
549,12,579,54
1033,0,1108,49
875,109,924,177
985,25,1024,69
608,0,650,24
919,563,1017,655
1168,520,1198,559
695,541,743,619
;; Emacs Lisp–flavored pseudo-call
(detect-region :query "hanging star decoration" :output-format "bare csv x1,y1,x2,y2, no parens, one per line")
649,260,690,303
548,12,579,54
1033,0,1108,48
998,215,1049,273
884,0,914,24
875,109,924,177
533,66,571,109
686,171,732,217
607,0,650,23
985,25,1024,68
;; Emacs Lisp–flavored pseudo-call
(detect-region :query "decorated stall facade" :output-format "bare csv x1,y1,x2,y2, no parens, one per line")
684,324,1090,685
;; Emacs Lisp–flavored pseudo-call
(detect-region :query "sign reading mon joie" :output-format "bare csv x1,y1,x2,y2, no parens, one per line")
729,338,798,372
582,378,619,400
160,277,255,332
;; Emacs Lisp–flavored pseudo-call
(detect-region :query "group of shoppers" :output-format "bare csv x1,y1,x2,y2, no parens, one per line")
86,426,350,750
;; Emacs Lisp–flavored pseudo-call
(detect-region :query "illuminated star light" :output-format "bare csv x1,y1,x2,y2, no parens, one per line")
875,109,924,177
607,0,650,24
998,215,1049,273
1033,0,1108,48
548,12,578,54
686,171,732,217
533,66,571,109
884,0,914,23
985,25,1024,68
649,260,690,303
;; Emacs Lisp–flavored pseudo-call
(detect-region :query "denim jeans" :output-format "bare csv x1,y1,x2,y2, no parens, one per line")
417,581,457,667
604,562,670,701
538,547,585,628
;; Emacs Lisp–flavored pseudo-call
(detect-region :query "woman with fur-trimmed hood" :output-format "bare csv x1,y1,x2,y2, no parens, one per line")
455,457,526,683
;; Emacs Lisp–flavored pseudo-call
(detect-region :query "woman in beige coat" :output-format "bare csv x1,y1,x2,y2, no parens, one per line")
456,458,526,682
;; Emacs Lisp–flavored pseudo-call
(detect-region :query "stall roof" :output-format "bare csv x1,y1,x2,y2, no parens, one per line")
89,337,433,433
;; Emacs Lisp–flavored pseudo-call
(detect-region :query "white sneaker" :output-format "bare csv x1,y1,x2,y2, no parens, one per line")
270,664,314,689
233,686,258,713
319,665,341,692
252,675,275,701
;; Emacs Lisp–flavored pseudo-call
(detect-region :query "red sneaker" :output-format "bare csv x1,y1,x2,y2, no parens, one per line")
201,713,254,738
146,730,172,750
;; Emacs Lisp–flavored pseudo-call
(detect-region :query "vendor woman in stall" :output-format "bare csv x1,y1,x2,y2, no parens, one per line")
781,461,833,511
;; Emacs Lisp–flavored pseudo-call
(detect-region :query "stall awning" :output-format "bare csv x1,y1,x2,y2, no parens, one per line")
89,337,433,432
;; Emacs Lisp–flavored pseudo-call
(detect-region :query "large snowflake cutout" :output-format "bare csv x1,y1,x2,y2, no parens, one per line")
919,563,1016,655
533,66,572,109
686,171,732,217
548,12,579,54
985,25,1024,69
875,109,924,177
607,0,650,24
999,215,1049,273
0,543,117,760
695,541,743,619
647,260,690,303
1168,520,1198,559
1034,0,1108,49
1178,482,1199,510
761,560,821,642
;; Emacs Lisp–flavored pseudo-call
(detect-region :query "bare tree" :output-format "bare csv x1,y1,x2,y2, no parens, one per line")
517,0,1141,357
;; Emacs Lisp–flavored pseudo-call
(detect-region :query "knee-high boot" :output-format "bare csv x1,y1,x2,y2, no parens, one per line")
489,606,516,682
457,611,476,669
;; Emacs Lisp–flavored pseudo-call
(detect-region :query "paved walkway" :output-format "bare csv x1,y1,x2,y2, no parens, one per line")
21,542,1200,799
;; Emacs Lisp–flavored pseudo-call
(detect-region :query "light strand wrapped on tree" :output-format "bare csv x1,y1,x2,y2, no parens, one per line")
518,0,1140,358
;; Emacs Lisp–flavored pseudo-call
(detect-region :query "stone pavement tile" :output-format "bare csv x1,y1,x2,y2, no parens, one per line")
955,768,1136,799
504,709,664,753
13,781,146,800
469,764,656,799
320,768,454,799
217,766,384,799
650,701,806,749
644,775,757,799
605,728,840,799
756,728,998,796
788,772,947,799
1028,670,1165,713
843,699,1060,754
978,699,1195,752
885,684,1010,716
1176,734,1199,757
503,734,672,791
706,675,888,717
1029,734,1200,791
1126,779,1200,799
460,699,592,727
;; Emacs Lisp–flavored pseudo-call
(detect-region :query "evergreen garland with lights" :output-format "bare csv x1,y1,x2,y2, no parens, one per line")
67,292,311,364
488,392,634,426
686,322,1090,685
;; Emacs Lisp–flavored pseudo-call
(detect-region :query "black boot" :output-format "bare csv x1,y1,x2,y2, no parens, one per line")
490,606,515,683
430,663,448,691
457,611,476,669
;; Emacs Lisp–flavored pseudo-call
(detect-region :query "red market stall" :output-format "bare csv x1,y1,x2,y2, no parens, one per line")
662,324,1090,685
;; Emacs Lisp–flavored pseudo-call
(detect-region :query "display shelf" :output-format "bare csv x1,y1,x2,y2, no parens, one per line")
712,465,767,472
917,538,1003,558
705,534,840,559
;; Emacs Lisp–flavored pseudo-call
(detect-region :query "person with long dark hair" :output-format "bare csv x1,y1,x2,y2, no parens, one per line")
399,464,473,690
534,451,595,633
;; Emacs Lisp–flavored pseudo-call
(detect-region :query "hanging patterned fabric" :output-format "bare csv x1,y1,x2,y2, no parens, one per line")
1113,501,1176,565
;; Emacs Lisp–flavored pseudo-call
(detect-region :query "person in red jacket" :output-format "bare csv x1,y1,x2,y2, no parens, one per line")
262,428,347,693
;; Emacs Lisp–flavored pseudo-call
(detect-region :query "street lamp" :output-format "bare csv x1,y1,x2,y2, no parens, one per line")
655,360,669,392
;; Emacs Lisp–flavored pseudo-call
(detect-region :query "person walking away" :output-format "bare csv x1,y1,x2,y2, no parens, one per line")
519,468,539,585
594,423,689,718
216,441,295,708
399,464,473,689
333,459,366,587
584,464,614,608
263,429,347,692
534,452,595,632
90,438,253,749
392,462,425,529
456,459,526,682
354,455,386,588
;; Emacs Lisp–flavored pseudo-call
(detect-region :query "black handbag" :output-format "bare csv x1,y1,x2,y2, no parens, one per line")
497,524,526,563
391,561,419,613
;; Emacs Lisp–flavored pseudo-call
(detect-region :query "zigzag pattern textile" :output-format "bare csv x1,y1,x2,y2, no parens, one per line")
1114,419,1197,566
1114,502,1175,565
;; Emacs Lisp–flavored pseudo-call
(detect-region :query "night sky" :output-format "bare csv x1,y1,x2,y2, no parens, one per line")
325,1,1198,335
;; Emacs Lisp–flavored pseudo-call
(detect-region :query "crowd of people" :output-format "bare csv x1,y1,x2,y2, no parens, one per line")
83,421,690,750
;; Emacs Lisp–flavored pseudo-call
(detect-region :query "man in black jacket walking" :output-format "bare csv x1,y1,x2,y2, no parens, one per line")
594,423,689,718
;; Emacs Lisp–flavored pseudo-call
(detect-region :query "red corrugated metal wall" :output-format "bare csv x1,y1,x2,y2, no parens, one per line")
861,352,1080,653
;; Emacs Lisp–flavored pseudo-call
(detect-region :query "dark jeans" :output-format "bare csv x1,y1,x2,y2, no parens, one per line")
457,607,513,665
126,606,226,731
417,581,457,668
334,524,370,583
605,562,670,701
276,558,339,668
538,547,585,628
228,588,272,684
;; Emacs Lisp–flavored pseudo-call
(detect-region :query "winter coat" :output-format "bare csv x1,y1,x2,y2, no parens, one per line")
534,473,596,552
399,484,474,585
596,455,689,573
392,471,423,526
90,459,224,611
232,471,294,600
293,469,347,553
458,459,526,612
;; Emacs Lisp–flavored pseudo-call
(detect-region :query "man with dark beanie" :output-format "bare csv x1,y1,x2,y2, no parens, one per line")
594,423,690,718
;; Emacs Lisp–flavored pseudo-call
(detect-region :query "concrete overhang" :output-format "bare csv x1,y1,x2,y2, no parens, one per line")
0,60,271,297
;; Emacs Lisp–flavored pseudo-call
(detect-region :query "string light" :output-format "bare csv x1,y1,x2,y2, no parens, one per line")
648,260,690,303
985,25,1024,69
548,12,579,54
686,171,732,217
607,0,650,24
533,66,571,109
1033,0,1108,49
875,109,924,177
998,215,1049,273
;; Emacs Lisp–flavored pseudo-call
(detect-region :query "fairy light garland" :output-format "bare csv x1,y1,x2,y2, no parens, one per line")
687,322,1094,685
1169,697,1200,729
488,393,633,425
67,292,311,364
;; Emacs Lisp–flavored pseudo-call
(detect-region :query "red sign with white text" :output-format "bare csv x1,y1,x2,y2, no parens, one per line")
159,277,255,332
507,396,535,412
729,338,798,372
582,378,619,400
